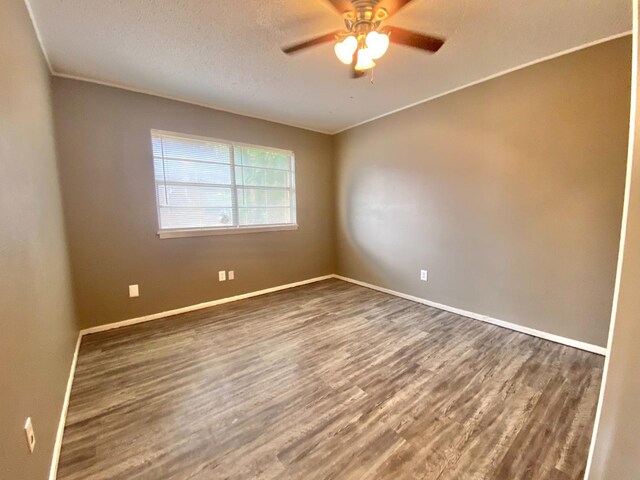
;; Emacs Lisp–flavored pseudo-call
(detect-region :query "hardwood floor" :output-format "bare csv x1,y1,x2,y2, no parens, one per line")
57,279,603,480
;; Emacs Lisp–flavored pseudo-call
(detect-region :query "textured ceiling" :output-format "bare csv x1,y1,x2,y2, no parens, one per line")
27,0,631,133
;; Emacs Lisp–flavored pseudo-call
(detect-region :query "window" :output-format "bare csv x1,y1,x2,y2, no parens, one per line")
151,130,297,238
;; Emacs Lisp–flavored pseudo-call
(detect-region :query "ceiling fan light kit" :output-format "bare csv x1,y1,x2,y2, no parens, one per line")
282,0,446,79
334,29,389,70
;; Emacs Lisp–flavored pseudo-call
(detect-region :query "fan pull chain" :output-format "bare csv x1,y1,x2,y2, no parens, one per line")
370,66,375,84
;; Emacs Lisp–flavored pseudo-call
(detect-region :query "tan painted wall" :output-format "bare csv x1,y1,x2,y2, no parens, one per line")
52,78,336,329
587,21,640,479
335,37,631,347
0,1,78,479
1,3,634,477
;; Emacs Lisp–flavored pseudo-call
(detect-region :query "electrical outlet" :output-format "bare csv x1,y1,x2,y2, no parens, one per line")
420,270,428,282
129,284,139,297
218,271,226,282
24,417,35,453
228,270,235,280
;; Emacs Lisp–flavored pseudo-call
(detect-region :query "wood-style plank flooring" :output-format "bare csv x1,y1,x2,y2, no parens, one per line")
58,279,603,480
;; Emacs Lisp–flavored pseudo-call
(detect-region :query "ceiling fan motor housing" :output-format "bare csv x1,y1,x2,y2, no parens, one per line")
343,0,388,38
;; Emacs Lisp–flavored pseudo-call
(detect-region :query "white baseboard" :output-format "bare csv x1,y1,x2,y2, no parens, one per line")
332,275,607,356
79,271,608,347
80,275,334,336
49,332,82,480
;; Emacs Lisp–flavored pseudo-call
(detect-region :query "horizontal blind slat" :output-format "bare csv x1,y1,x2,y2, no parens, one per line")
153,155,232,167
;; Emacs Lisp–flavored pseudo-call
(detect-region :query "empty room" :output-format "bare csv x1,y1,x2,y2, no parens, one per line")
2,0,640,479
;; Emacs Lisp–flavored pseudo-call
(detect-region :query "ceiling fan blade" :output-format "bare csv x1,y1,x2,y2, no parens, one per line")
281,30,342,54
325,0,356,15
385,26,445,53
374,0,416,18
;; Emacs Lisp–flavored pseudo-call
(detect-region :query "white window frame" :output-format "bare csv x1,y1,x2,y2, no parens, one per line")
151,129,298,239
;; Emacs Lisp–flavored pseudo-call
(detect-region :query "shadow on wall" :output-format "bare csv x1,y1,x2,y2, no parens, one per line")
341,166,411,287
337,114,535,309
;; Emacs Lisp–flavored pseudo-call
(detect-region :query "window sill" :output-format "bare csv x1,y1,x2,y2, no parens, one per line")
157,224,298,239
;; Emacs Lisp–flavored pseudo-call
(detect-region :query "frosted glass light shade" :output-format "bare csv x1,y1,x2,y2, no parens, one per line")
334,35,358,64
365,31,390,59
355,47,376,71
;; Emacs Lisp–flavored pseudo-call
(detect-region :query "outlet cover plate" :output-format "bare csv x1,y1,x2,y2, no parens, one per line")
420,270,428,282
24,417,35,453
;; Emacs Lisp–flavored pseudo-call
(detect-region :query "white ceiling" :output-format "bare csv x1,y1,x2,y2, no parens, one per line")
27,0,631,133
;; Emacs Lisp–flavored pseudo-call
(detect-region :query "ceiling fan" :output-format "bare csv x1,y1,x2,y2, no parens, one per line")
281,0,445,78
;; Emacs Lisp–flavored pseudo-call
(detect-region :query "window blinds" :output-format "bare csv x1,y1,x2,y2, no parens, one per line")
151,130,296,232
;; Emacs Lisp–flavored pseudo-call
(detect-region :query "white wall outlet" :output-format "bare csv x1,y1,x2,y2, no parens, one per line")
129,284,139,297
24,417,35,453
218,270,226,282
228,270,235,280
420,270,428,282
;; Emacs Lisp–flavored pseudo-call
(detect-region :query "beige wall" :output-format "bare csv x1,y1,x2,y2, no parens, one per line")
587,20,640,479
335,37,631,347
1,2,634,476
52,78,335,329
0,1,78,479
